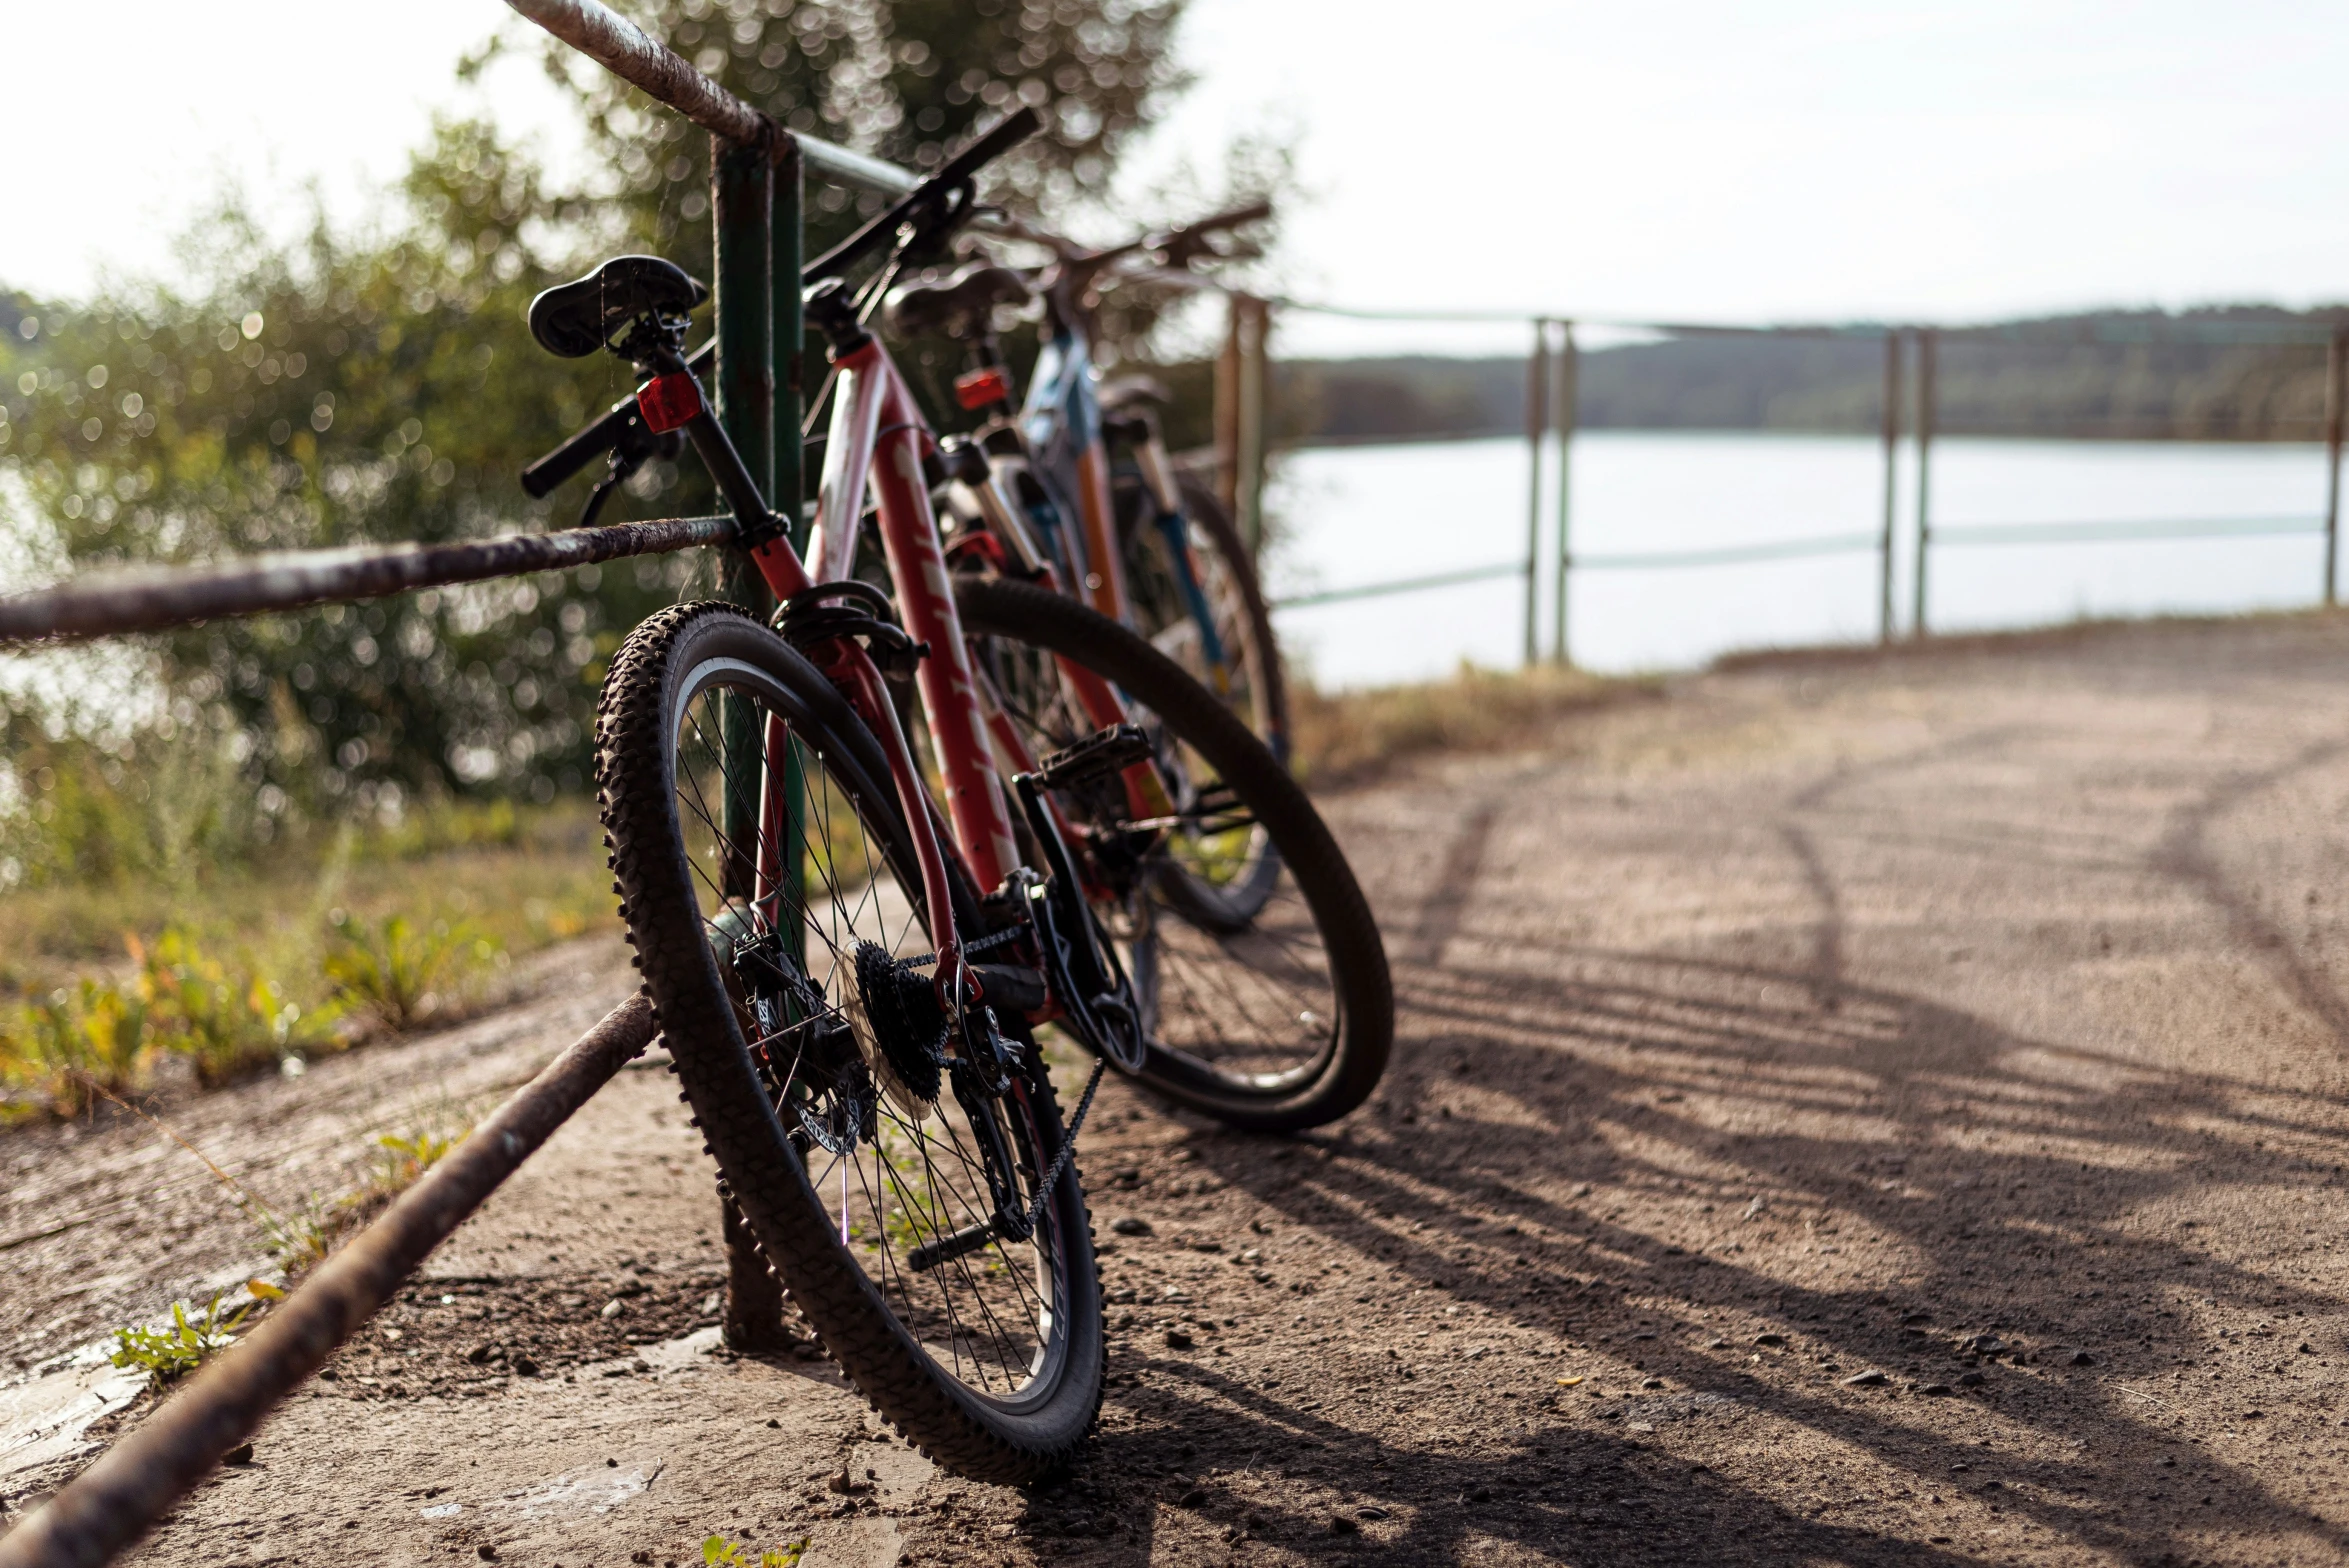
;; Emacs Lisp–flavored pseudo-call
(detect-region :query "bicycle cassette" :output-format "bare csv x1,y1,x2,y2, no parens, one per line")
846,941,948,1119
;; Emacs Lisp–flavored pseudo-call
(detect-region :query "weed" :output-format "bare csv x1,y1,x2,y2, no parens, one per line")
0,978,153,1119
322,911,499,1032
135,927,314,1086
1288,661,1650,782
260,1116,469,1275
108,1291,253,1389
256,1194,343,1276
370,1126,461,1191
702,1534,806,1568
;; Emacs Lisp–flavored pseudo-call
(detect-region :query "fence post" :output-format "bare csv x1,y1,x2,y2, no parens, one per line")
1214,296,1244,525
765,135,810,971
1912,327,1937,637
710,135,791,1351
1552,321,1577,667
1523,317,1550,668
771,136,806,550
2325,324,2345,607
711,137,774,901
1236,297,1270,557
1879,329,1902,642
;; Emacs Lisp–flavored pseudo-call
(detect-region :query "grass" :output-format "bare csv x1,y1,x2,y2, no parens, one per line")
703,1533,807,1568
259,1116,470,1275
322,911,496,1033
108,1290,259,1390
1288,661,1654,783
0,796,614,1122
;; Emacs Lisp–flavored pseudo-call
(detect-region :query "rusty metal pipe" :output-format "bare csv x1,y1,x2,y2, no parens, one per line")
501,0,918,196
0,515,734,645
0,997,658,1568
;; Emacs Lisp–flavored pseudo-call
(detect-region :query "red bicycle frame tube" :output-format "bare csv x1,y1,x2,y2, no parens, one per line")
737,331,1179,1000
1068,442,1125,620
736,338,1016,1002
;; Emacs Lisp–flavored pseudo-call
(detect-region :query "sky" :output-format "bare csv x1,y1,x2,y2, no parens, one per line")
7,0,2345,359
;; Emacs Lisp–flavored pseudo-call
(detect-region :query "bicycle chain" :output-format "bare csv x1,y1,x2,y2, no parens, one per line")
1023,1055,1106,1242
895,923,1107,1246
889,923,1030,974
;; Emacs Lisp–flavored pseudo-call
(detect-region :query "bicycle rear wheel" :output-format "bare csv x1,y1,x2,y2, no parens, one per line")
958,577,1391,1132
1118,469,1291,767
596,603,1102,1481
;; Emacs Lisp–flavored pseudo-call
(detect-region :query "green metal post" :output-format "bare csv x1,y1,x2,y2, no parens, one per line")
714,139,776,607
2324,324,2344,607
710,135,788,1350
712,136,774,906
1878,329,1901,642
767,135,810,973
1551,321,1576,667
1912,327,1937,638
1522,318,1549,669
771,135,806,550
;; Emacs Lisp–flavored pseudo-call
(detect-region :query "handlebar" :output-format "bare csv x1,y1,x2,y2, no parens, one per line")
1153,200,1271,269
523,109,1039,497
804,107,1041,283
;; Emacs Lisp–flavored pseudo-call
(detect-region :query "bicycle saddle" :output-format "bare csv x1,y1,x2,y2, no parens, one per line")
529,256,709,359
1098,374,1172,413
883,263,1033,342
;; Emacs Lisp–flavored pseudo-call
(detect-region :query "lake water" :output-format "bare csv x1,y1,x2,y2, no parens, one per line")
1263,433,2340,686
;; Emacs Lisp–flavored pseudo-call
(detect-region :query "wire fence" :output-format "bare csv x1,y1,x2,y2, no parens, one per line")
1210,308,2349,668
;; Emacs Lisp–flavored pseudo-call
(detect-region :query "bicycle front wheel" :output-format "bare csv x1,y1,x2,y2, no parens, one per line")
958,577,1392,1132
596,603,1102,1481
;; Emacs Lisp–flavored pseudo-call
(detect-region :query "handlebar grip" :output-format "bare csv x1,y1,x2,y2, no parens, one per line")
930,104,1041,190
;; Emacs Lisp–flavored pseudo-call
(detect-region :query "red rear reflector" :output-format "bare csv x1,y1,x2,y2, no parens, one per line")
636,371,704,433
954,366,1010,410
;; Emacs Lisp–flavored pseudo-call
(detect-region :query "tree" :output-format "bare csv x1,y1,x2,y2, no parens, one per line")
485,0,1191,272
0,120,695,819
0,0,1215,830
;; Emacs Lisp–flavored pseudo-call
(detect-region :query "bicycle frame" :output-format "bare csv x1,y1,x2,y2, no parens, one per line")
704,329,1146,1010
1014,310,1236,689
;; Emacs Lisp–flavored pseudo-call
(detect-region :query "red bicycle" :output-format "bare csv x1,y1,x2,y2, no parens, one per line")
525,116,1389,1477
884,204,1289,921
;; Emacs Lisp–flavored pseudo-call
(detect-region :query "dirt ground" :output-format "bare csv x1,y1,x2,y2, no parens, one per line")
15,611,2349,1566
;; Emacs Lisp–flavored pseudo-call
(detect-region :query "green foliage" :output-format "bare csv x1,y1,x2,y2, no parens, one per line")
0,929,318,1115
0,118,697,818
135,926,316,1087
109,1292,252,1389
322,910,499,1032
702,1533,806,1568
0,707,269,893
492,0,1188,275
260,1118,468,1274
0,978,153,1120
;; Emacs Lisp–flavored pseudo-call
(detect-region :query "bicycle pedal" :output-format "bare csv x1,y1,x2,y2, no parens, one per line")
1029,724,1153,791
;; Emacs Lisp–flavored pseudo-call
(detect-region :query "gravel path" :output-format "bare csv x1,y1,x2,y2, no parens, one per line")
12,611,2349,1565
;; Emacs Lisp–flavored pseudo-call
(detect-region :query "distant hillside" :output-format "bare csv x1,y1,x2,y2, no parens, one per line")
1132,307,2349,449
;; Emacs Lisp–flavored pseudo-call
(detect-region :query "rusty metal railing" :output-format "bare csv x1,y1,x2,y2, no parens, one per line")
0,516,733,644
0,1000,657,1568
